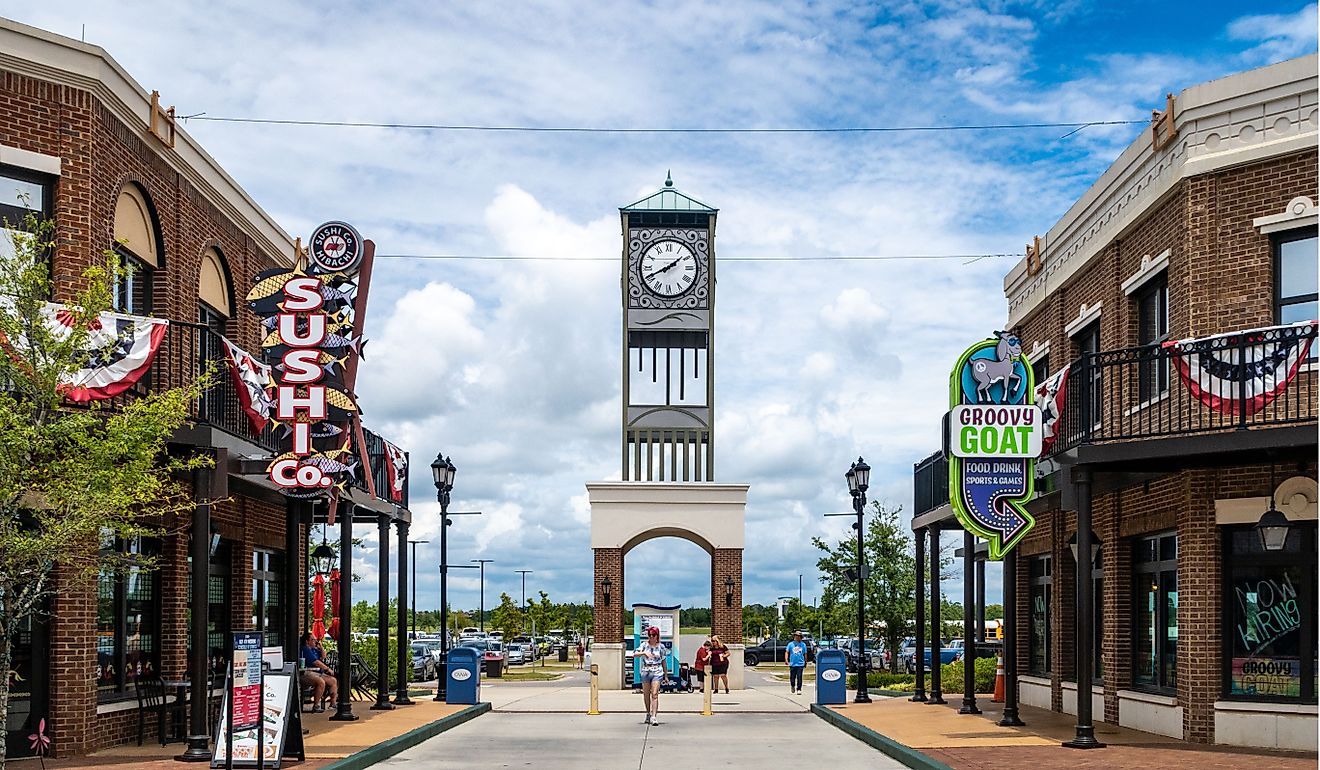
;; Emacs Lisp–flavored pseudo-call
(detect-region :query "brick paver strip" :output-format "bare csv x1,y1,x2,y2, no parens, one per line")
814,697,1318,770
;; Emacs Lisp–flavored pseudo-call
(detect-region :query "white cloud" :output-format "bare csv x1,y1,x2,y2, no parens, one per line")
1227,5,1319,65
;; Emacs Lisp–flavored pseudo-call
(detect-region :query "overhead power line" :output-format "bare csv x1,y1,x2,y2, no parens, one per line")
180,114,1145,135
373,253,1017,262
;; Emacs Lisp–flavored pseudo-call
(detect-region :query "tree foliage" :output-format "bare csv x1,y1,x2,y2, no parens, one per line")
0,217,203,766
813,501,919,672
490,592,522,639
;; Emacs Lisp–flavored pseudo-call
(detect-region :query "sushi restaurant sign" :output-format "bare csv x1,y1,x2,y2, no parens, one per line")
946,332,1043,560
245,221,368,497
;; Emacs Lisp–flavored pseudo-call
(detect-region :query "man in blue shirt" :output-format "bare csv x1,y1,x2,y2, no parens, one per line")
299,632,338,712
784,631,808,695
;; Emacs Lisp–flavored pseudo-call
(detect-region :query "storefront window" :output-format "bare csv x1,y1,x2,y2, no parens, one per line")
1134,532,1177,692
96,534,160,700
1029,555,1052,675
252,549,285,648
1225,522,1316,701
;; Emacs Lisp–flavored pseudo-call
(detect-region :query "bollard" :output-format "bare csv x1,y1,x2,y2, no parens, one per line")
701,667,713,716
992,654,1005,703
588,663,600,715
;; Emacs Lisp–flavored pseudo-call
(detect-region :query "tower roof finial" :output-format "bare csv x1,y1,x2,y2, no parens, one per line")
665,170,673,188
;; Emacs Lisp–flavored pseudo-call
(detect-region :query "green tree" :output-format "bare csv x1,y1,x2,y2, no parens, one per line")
814,501,918,672
526,591,563,636
0,217,203,766
491,592,523,639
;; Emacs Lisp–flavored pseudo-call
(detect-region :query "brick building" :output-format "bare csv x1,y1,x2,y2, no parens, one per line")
0,18,415,758
912,55,1317,751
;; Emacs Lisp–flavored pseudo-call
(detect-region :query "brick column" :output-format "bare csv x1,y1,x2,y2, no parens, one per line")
1054,510,1076,712
710,549,742,642
593,548,623,644
1100,491,1128,725
50,563,96,756
1179,470,1220,743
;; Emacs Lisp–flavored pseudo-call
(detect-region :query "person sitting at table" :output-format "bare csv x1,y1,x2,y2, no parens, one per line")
299,632,337,712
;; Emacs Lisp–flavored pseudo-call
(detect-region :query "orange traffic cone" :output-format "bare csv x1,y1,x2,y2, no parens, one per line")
992,654,1005,703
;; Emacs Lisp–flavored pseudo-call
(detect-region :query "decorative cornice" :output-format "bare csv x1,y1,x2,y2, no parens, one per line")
1121,248,1172,296
1063,301,1102,339
1253,196,1318,235
1006,55,1318,326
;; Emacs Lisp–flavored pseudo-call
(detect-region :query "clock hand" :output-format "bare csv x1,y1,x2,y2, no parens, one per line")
645,257,683,280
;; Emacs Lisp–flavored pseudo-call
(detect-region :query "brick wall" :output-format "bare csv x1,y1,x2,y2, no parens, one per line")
709,549,743,643
593,548,624,645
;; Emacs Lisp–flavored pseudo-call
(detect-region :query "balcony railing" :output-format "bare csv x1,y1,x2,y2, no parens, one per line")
106,320,406,505
913,451,949,517
1048,322,1317,456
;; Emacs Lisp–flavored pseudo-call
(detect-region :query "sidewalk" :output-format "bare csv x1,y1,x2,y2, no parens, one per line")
820,694,1318,770
45,699,474,769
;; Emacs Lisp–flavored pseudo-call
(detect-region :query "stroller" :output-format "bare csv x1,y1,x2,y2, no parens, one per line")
660,662,694,693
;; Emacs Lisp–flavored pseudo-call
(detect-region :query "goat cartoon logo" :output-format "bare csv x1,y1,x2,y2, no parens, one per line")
948,332,1038,560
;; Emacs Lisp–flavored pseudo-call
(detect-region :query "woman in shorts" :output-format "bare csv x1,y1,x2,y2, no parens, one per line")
637,626,668,725
709,635,730,694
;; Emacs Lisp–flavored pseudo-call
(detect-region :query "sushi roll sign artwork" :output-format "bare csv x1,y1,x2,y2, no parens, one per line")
245,221,372,499
945,331,1043,560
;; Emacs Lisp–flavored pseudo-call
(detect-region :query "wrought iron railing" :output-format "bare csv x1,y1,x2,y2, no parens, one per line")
104,320,407,504
913,450,949,517
1048,321,1317,456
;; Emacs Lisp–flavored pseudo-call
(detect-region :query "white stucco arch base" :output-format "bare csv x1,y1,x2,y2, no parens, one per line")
588,482,749,691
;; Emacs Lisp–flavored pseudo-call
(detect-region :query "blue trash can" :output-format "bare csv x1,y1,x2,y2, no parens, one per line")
446,646,480,705
816,648,847,705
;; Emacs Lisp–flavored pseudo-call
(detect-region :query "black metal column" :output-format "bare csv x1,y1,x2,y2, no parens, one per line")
911,527,927,702
284,498,301,665
331,504,358,721
435,508,449,702
394,521,413,705
1064,466,1103,748
928,521,945,704
373,514,393,710
853,495,871,704
177,466,213,761
960,529,981,714
999,547,1025,726
975,556,986,645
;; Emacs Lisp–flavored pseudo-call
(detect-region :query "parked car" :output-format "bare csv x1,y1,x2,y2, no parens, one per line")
506,643,527,665
844,639,883,672
410,643,437,681
419,639,444,663
906,643,962,672
743,638,788,666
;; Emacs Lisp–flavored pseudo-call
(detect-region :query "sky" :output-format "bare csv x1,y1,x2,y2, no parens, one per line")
10,1,1316,620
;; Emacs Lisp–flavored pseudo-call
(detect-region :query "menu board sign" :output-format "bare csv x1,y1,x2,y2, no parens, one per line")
213,662,300,767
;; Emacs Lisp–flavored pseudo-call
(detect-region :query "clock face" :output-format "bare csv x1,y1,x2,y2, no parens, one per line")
639,240,698,297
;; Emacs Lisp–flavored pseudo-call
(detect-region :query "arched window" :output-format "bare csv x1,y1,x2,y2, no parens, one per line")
198,247,232,333
111,185,160,314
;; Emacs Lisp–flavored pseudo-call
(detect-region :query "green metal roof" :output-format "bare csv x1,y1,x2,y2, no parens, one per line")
620,171,717,213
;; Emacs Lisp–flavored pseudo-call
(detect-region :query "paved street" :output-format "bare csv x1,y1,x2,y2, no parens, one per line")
480,666,812,713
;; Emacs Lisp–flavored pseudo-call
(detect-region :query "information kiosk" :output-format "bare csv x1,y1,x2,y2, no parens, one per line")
632,604,681,688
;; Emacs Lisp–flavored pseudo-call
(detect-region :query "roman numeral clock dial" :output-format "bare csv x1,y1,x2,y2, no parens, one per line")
639,240,698,297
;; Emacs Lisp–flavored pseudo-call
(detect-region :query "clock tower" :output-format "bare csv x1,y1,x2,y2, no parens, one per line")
619,172,717,482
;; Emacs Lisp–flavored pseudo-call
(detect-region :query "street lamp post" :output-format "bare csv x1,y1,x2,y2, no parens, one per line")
431,453,479,702
473,559,494,632
407,539,429,638
846,458,872,704
516,569,533,630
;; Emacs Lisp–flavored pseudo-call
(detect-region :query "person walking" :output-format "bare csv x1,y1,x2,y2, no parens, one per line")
785,631,808,695
638,627,668,725
693,638,710,691
709,635,730,694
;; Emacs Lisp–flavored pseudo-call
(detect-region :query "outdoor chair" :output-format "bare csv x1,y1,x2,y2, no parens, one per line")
350,653,378,701
134,676,179,746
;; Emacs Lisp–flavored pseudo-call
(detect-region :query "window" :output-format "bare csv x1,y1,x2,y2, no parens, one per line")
1224,522,1316,701
1031,354,1049,391
1135,275,1170,401
1029,555,1052,675
252,549,286,648
197,304,228,421
111,186,160,315
1274,230,1318,327
0,166,54,269
97,534,160,700
1073,322,1103,431
1133,532,1178,692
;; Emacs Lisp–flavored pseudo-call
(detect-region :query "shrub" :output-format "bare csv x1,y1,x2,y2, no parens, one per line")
848,657,994,694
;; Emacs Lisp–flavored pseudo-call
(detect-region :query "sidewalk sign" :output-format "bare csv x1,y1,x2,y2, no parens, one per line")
212,636,303,767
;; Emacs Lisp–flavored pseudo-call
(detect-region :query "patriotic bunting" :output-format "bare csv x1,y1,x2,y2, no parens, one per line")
1035,363,1070,454
383,439,407,504
50,306,169,403
1165,321,1315,417
221,336,275,434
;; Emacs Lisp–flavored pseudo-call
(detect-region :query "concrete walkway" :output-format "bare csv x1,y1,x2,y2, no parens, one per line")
381,711,905,769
